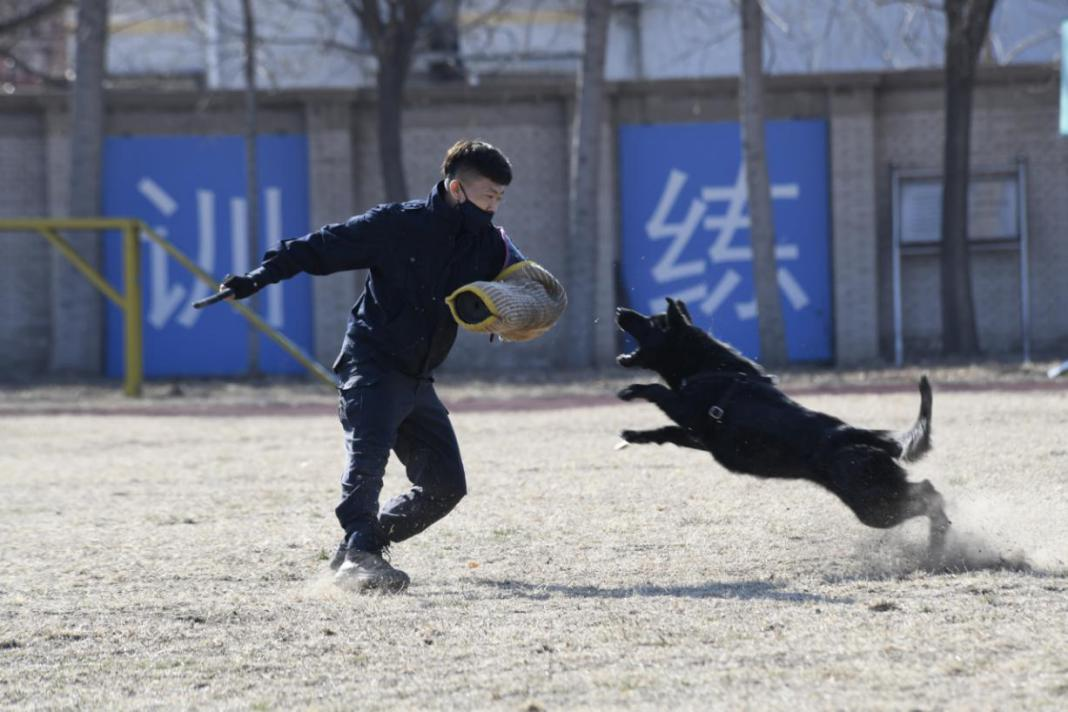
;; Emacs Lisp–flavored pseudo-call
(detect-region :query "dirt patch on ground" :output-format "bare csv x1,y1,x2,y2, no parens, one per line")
1,387,1067,709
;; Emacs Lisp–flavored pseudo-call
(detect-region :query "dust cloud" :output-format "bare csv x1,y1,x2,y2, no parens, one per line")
852,490,1066,577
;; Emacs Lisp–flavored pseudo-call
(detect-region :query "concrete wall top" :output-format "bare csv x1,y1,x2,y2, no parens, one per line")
1,64,1056,113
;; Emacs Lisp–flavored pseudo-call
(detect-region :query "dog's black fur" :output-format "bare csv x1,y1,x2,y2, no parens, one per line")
616,298,950,556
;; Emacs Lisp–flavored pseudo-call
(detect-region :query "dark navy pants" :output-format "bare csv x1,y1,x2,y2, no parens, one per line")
335,357,466,552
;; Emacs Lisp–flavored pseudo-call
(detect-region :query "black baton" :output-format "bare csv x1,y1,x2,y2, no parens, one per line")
192,289,234,309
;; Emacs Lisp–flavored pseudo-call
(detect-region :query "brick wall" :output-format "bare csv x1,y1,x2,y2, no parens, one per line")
829,87,880,364
305,101,360,366
354,96,573,373
0,111,50,378
876,73,1068,357
2,66,1066,381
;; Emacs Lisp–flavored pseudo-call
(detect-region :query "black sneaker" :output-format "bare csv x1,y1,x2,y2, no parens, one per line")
334,547,410,593
328,537,347,572
329,530,385,572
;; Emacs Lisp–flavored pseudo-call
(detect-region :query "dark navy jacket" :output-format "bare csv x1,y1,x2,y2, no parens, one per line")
251,181,524,378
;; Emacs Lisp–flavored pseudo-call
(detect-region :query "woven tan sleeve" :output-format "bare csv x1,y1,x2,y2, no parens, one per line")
446,261,568,342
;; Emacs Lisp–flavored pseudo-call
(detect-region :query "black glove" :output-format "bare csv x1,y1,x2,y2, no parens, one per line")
220,272,262,300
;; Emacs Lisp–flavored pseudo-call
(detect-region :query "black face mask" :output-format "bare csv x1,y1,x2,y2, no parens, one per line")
457,183,494,231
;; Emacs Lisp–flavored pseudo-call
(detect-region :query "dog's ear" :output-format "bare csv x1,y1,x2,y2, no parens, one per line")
666,298,690,329
675,299,694,324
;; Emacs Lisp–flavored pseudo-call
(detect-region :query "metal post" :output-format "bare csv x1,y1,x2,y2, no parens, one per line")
0,218,333,391
1017,158,1031,364
36,227,124,305
123,222,143,397
891,167,904,366
138,222,334,386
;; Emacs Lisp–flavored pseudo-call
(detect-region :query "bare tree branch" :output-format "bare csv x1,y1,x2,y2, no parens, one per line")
847,0,897,66
0,45,68,85
0,0,71,88
353,0,384,55
812,0,845,71
0,0,70,36
874,0,945,11
756,0,789,34
460,0,543,34
999,26,1060,63
215,32,372,56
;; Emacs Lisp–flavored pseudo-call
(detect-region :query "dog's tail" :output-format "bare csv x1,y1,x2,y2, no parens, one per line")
866,376,932,462
896,375,933,463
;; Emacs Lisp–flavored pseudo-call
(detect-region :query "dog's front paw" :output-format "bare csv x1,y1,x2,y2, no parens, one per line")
617,384,646,401
621,429,643,443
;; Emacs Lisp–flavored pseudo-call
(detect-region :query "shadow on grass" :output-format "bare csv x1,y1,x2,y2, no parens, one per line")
474,578,854,604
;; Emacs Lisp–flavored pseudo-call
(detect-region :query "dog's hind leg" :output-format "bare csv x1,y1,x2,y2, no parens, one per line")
621,426,704,450
913,480,951,567
887,478,951,567
827,448,950,559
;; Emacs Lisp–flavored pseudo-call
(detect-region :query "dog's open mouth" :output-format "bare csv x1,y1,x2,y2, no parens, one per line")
615,307,646,336
615,308,646,367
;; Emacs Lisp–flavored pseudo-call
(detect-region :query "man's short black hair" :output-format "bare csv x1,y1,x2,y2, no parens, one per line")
441,139,513,186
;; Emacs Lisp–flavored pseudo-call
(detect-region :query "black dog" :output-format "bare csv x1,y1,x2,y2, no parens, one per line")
616,298,950,557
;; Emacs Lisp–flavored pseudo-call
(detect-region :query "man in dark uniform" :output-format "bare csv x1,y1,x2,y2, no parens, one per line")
218,140,527,593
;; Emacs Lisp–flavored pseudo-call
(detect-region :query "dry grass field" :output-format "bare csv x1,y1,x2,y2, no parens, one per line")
1,375,1067,710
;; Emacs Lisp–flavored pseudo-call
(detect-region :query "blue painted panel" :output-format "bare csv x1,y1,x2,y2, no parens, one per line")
103,134,312,377
1061,21,1068,136
618,120,832,361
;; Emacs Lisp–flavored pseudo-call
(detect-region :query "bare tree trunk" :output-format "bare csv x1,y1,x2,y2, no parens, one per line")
426,0,464,81
241,0,261,376
566,0,610,368
940,0,996,356
739,0,788,368
376,55,409,202
53,0,107,373
347,1,437,203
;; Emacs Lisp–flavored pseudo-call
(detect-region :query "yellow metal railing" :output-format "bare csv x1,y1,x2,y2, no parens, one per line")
0,218,334,396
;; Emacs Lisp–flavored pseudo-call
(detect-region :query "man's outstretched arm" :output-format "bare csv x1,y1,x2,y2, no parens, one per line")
221,208,389,299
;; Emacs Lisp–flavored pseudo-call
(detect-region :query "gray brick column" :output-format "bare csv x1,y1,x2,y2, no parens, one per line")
593,111,619,368
45,106,104,375
829,87,880,365
0,110,50,378
305,100,360,367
